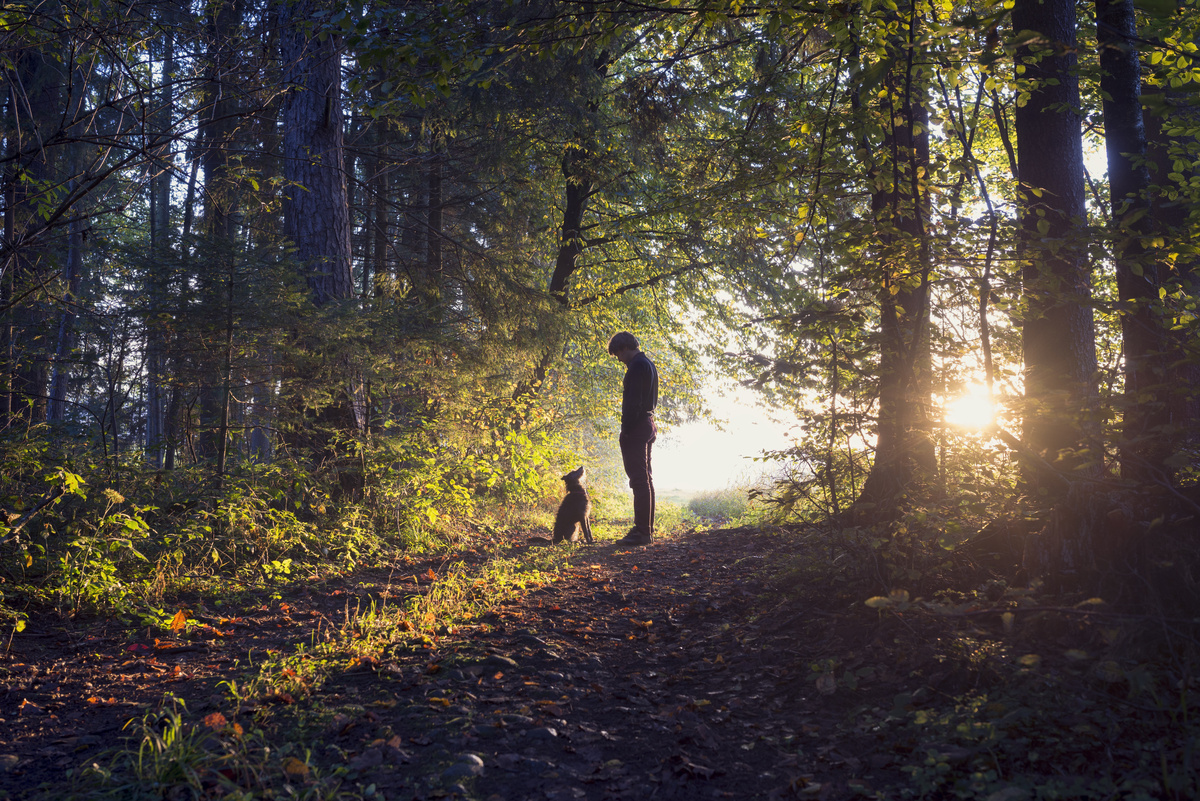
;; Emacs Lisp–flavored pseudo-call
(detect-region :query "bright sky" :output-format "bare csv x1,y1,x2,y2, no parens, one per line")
655,386,798,493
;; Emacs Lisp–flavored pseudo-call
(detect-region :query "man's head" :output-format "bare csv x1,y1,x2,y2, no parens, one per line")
607,331,639,361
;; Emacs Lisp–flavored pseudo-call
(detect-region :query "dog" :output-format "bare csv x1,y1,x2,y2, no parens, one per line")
552,466,593,544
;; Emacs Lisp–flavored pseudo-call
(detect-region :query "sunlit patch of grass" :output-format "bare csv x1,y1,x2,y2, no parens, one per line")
225,544,570,710
73,696,339,800
687,488,750,523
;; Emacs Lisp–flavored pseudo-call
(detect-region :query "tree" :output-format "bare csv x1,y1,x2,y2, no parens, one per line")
279,0,360,448
280,0,354,307
854,0,937,508
1012,0,1098,482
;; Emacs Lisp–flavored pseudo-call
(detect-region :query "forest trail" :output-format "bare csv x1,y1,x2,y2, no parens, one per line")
0,527,882,800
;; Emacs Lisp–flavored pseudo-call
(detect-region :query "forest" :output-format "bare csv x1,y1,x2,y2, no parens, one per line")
3,0,1200,798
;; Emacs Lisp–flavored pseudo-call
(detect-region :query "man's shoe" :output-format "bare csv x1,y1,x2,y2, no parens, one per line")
616,528,652,546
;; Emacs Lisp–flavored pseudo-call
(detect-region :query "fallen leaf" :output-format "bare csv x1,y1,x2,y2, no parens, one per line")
169,610,188,632
281,756,310,778
203,712,228,730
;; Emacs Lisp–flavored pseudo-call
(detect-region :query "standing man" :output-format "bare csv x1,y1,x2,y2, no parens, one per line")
608,331,658,546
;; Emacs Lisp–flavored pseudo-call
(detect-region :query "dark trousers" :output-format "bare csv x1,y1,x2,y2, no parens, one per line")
620,415,657,535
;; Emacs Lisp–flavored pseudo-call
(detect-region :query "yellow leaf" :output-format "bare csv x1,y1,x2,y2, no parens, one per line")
169,610,188,632
281,757,309,778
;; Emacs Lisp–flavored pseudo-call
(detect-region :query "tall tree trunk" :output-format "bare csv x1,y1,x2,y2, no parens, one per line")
1097,0,1168,483
1012,0,1097,477
196,0,244,462
1142,76,1200,473
280,0,353,306
280,0,360,441
146,9,176,465
854,0,935,509
1014,0,1104,583
47,195,81,424
5,44,62,426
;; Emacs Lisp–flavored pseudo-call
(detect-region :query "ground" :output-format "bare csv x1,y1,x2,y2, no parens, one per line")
1,526,894,800
0,525,1188,800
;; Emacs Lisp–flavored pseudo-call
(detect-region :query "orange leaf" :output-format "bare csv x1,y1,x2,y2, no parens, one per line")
169,610,188,632
203,712,228,730
423,568,437,582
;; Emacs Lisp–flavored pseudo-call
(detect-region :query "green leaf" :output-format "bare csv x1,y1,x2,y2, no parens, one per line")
1134,0,1178,18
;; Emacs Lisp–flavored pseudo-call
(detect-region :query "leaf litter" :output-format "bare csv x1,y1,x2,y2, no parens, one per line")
2,525,1184,799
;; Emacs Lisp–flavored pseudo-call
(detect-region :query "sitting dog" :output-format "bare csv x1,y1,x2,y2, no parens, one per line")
552,466,593,544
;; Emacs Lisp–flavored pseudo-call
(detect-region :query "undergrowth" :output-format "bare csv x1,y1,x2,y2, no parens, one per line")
69,539,577,800
759,500,1200,800
0,422,580,632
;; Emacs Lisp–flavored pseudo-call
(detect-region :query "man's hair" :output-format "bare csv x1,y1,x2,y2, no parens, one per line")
607,331,639,355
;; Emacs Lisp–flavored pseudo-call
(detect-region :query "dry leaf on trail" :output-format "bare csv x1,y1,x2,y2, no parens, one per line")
422,568,437,582
281,756,310,779
169,610,189,632
202,712,228,730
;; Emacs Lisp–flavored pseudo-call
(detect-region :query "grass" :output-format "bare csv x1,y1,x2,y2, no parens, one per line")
65,538,576,801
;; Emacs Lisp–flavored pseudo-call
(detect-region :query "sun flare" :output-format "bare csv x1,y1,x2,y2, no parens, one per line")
945,384,997,431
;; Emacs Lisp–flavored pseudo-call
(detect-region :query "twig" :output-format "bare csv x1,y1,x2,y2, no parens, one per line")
1,486,66,545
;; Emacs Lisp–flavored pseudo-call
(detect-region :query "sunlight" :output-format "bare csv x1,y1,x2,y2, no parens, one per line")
656,384,797,493
945,384,997,431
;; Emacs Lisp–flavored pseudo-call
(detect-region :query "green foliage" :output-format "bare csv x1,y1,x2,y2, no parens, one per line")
0,410,580,625
81,695,340,800
687,488,751,523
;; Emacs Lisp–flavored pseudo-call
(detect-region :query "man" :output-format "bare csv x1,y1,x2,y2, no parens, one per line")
608,331,658,546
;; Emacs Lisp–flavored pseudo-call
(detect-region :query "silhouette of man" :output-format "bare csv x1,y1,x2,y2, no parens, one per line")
608,331,658,546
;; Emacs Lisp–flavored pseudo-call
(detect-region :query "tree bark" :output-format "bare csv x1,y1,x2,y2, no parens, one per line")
854,0,935,508
1013,0,1097,478
280,0,353,306
146,9,176,464
1097,0,1169,483
280,0,361,439
196,0,243,462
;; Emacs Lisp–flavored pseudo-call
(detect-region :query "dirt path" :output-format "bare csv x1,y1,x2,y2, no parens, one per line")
1,528,878,800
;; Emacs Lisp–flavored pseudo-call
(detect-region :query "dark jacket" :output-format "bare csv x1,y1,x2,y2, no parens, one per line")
621,351,658,431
